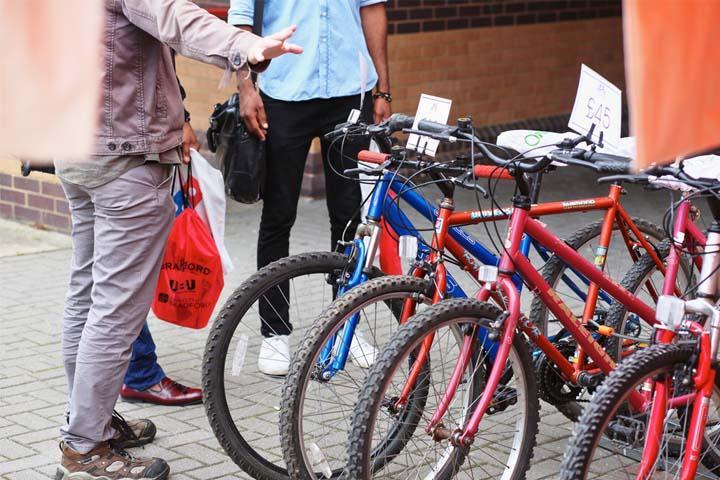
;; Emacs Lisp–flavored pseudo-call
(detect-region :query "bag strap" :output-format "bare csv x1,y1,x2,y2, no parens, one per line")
185,161,195,209
172,165,188,209
251,0,264,84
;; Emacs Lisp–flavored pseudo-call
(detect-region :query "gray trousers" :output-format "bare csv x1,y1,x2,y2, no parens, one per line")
59,163,174,453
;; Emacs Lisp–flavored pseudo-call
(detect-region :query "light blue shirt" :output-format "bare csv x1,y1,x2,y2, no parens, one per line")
228,0,384,101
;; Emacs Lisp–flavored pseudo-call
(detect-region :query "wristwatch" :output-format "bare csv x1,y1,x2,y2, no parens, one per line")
184,109,191,123
373,91,392,103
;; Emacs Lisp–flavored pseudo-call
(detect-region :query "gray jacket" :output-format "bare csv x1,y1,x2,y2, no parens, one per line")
98,0,264,156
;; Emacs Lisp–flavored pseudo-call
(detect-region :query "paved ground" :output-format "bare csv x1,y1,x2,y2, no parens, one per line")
0,168,691,479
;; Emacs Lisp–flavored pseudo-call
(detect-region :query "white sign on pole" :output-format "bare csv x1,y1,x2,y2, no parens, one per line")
407,94,452,157
568,64,622,149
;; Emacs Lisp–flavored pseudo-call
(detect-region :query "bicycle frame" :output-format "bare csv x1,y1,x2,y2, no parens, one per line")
320,172,664,383
413,189,668,445
319,171,529,377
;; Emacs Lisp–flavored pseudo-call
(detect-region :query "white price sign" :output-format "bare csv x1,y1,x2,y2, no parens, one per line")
568,64,622,149
407,94,452,157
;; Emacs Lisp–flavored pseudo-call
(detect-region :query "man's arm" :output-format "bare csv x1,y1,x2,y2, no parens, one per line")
230,0,270,142
360,2,391,123
176,75,200,163
119,0,300,74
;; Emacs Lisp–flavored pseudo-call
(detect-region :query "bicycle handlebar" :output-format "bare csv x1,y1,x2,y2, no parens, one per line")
415,119,555,173
357,150,390,165
21,161,55,177
473,165,514,180
355,150,514,181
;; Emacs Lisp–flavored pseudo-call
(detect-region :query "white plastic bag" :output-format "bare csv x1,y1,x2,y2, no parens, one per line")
176,150,234,274
497,130,637,160
496,130,575,163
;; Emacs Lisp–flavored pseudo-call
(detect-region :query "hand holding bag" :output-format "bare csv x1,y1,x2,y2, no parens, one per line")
207,93,266,204
206,0,266,204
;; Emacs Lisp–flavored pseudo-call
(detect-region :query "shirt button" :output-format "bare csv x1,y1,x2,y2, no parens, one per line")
121,142,132,151
107,142,116,151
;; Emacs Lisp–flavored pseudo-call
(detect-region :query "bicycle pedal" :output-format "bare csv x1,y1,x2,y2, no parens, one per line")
487,386,517,415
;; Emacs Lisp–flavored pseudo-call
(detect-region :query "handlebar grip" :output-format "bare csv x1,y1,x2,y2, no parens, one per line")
387,114,415,133
357,150,390,165
21,161,55,177
417,119,455,136
473,165,513,180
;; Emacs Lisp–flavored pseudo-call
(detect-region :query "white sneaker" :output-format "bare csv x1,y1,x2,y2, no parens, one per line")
257,335,290,376
349,333,378,369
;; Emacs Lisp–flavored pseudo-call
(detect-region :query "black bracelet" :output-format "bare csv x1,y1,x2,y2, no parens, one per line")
184,109,191,123
373,91,392,103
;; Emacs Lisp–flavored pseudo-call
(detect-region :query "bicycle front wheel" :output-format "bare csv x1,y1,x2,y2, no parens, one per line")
560,343,720,479
202,251,382,480
346,298,539,480
280,275,434,480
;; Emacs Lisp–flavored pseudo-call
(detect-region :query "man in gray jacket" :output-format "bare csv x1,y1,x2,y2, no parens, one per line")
54,2,300,479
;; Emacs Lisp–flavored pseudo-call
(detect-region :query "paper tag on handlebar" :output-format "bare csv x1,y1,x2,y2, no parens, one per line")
568,64,621,149
347,109,361,125
407,94,452,157
399,235,418,260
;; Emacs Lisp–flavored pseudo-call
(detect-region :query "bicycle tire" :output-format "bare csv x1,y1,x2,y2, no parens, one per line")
280,275,433,480
202,251,383,480
346,298,539,480
559,343,720,479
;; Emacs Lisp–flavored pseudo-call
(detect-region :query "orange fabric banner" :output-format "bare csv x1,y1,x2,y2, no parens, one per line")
624,0,720,168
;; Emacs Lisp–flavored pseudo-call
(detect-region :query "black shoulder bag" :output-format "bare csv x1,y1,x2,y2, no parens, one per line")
206,0,266,204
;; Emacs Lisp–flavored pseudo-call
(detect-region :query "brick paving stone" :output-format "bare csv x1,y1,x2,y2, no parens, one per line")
0,173,677,478
0,438,37,459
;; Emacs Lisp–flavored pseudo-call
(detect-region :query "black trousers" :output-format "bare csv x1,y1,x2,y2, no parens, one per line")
258,91,373,337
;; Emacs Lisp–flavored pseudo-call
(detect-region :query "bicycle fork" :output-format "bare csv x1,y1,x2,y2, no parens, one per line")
425,202,528,447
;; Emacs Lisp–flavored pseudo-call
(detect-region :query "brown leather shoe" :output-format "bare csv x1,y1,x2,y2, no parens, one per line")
109,411,156,449
120,377,203,406
55,441,169,480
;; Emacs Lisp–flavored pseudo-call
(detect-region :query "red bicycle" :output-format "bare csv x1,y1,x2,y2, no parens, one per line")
560,164,720,480
343,121,693,479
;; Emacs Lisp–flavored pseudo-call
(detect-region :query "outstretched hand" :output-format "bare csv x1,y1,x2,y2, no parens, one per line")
248,25,303,64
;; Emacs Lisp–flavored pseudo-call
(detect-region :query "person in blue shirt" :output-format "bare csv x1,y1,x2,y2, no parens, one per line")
228,0,391,376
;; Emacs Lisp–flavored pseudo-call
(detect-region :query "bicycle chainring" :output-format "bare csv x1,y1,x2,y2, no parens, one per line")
536,339,584,406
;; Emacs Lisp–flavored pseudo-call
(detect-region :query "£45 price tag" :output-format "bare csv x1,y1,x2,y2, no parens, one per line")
568,64,622,149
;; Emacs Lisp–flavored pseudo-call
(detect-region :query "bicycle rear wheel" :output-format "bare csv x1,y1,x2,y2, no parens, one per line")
560,343,720,479
346,298,538,480
530,218,668,421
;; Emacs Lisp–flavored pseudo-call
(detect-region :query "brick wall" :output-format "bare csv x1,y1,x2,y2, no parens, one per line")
177,16,625,148
202,0,622,32
0,5,626,230
385,0,621,33
0,161,70,231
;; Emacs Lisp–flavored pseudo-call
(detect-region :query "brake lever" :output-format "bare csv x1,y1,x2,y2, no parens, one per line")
454,172,489,197
402,128,457,143
344,167,382,176
597,174,648,184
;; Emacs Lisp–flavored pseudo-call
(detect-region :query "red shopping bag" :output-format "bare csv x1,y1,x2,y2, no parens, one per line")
152,169,224,329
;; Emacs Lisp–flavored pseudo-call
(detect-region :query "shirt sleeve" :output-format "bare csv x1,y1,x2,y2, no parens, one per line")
119,0,262,71
227,0,254,26
359,0,387,7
